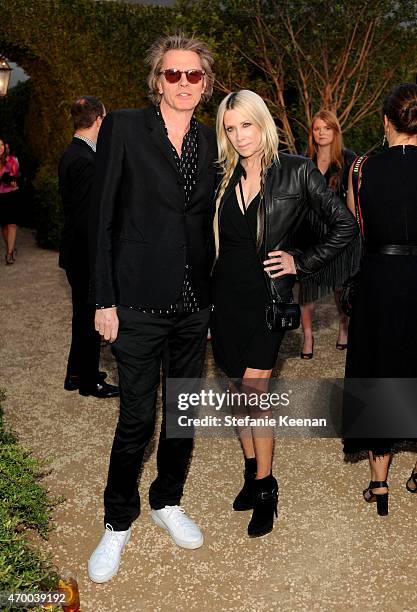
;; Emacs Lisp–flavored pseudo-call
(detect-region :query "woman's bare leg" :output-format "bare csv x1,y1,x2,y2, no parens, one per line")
368,451,390,494
6,224,17,255
334,288,348,347
240,367,273,479
1,225,7,250
300,302,314,354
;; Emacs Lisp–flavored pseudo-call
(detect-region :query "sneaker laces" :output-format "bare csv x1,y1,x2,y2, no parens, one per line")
96,524,128,559
164,506,194,532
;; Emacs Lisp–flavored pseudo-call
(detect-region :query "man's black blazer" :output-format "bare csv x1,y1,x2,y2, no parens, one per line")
58,137,95,271
89,106,218,308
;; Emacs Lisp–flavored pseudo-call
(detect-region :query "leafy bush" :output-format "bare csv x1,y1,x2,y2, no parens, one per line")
33,173,63,250
0,391,61,611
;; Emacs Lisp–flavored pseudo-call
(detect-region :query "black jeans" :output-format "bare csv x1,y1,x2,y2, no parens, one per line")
65,267,101,388
104,305,210,530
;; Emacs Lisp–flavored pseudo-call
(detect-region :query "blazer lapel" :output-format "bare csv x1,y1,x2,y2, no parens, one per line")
144,107,178,175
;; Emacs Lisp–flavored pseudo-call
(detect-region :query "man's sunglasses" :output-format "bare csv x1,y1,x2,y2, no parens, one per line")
159,69,206,84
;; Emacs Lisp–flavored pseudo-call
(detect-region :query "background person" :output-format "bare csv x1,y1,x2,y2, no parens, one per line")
58,96,119,398
343,83,417,516
211,90,358,538
299,110,356,358
0,137,20,265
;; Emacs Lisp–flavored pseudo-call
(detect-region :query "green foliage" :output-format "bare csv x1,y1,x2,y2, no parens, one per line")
0,392,60,611
33,172,63,249
0,0,416,235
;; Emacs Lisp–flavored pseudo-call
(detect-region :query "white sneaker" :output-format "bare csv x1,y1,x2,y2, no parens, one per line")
151,505,203,549
87,523,131,583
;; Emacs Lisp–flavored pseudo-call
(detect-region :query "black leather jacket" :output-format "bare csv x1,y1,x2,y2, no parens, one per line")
219,153,359,299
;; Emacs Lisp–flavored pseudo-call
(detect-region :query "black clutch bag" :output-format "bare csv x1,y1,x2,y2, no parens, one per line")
266,298,301,332
340,274,359,317
0,172,14,185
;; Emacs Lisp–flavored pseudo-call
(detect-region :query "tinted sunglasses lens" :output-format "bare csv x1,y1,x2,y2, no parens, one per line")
164,70,181,83
186,70,204,84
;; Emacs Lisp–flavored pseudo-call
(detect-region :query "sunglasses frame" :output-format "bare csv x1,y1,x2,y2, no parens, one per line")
158,69,206,84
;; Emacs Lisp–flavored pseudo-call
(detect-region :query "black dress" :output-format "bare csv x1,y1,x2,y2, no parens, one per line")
344,145,417,455
211,189,284,378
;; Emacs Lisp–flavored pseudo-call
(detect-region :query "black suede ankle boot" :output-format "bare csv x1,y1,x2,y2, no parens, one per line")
233,457,257,511
247,474,278,537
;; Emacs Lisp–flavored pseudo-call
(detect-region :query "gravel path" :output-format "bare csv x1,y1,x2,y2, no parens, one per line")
1,228,416,612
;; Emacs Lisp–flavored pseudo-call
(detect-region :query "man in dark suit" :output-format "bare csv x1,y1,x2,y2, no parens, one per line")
88,35,217,583
59,96,119,399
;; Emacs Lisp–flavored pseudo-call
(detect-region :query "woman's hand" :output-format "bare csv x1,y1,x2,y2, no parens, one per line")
263,250,296,278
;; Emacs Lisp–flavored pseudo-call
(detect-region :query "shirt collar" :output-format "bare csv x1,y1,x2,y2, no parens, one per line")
153,104,198,137
74,133,96,152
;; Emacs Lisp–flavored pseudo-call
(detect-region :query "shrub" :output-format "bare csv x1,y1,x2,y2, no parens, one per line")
33,172,63,250
0,391,61,611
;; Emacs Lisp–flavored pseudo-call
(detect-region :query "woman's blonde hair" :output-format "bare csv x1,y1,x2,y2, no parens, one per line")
214,90,279,255
307,109,344,190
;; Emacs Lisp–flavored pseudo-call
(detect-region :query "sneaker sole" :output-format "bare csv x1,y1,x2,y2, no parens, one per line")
87,530,131,583
150,511,203,549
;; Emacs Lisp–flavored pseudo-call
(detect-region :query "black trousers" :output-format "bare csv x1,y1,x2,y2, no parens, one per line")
65,266,101,388
104,305,210,530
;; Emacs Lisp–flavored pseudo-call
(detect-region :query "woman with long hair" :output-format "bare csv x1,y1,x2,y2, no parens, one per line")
0,137,20,264
300,110,356,358
211,90,358,537
343,83,417,516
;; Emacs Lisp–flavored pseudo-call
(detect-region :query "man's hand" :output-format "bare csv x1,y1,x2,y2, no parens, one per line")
95,307,119,343
263,251,296,279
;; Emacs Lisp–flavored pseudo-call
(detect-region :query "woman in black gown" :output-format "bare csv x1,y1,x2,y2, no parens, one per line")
211,90,359,537
344,83,417,516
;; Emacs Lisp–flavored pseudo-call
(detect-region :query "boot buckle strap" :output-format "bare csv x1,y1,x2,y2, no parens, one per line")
260,488,277,500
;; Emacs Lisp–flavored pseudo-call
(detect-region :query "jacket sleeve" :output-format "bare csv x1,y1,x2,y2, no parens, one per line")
89,112,124,306
293,159,361,300
68,155,95,243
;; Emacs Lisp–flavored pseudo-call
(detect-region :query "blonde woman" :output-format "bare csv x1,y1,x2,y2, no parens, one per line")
211,90,358,537
300,111,356,358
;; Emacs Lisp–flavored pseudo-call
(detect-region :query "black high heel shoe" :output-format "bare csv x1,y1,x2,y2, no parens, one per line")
363,480,389,516
247,474,278,537
300,336,314,360
233,457,257,511
406,469,417,493
335,341,347,350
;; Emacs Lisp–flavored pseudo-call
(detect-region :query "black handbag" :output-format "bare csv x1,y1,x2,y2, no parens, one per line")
238,181,300,332
339,155,367,317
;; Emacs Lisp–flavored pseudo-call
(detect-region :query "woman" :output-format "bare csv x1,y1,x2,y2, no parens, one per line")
211,90,358,537
343,83,417,516
0,138,20,264
300,111,356,358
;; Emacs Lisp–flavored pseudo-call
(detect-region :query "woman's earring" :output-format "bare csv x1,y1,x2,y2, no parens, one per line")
382,133,387,147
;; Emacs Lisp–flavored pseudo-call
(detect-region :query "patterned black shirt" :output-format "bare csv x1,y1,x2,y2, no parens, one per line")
132,106,200,315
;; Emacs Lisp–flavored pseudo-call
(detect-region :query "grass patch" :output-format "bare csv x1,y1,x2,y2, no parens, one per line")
0,391,63,610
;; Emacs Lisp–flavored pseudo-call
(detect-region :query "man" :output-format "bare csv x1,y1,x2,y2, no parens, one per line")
87,35,217,583
59,96,119,399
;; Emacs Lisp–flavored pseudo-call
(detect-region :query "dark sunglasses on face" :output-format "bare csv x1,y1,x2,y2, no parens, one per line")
159,69,206,84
